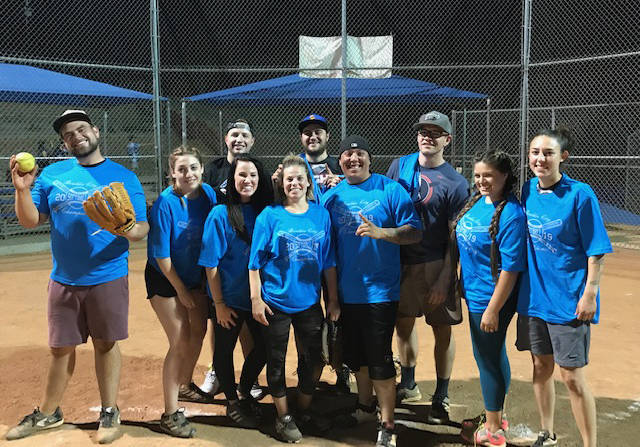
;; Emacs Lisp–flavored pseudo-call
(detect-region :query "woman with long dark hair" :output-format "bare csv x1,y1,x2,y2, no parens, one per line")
198,154,273,427
453,150,527,447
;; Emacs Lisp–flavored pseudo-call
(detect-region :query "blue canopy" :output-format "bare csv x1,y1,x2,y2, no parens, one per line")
185,74,486,104
0,63,160,105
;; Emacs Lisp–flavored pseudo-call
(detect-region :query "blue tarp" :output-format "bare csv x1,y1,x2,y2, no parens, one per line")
601,202,640,226
185,74,486,104
0,63,159,105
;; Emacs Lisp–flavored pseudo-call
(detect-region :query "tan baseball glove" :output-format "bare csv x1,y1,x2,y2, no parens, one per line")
83,182,136,236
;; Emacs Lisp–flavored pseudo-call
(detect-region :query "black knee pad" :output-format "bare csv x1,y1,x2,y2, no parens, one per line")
368,363,396,381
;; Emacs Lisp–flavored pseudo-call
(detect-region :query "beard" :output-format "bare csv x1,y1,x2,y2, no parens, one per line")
68,138,99,159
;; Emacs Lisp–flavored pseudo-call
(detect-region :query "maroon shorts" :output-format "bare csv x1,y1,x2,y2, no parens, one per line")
47,276,129,348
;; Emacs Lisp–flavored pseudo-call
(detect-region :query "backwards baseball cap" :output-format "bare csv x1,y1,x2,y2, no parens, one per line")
412,111,452,134
298,114,328,133
53,109,93,133
339,134,370,155
225,119,253,135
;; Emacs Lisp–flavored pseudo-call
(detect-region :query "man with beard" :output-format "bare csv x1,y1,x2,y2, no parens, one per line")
272,114,342,201
6,110,149,444
204,119,255,195
386,111,469,424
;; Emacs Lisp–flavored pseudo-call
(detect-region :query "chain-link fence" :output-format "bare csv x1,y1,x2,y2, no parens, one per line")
1,0,639,247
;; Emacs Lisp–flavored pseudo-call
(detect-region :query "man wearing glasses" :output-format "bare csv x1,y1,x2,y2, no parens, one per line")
203,119,255,195
386,111,469,424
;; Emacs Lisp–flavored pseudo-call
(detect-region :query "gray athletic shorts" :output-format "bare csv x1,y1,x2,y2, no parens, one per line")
515,315,590,368
48,276,129,348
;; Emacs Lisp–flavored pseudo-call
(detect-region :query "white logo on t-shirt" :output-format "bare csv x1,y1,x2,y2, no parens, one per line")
526,211,562,254
334,200,381,235
278,229,326,261
51,180,99,215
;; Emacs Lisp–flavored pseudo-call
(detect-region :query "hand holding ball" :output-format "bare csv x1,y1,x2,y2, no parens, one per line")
15,152,36,173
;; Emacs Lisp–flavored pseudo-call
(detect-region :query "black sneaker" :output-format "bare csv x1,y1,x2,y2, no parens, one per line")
335,365,352,394
274,414,302,443
533,430,558,446
5,407,64,440
296,409,332,434
97,406,122,444
426,396,450,424
227,399,260,429
159,408,196,438
178,382,214,404
376,423,397,447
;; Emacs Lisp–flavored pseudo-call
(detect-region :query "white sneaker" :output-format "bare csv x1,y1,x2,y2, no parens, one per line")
200,368,220,396
249,382,266,400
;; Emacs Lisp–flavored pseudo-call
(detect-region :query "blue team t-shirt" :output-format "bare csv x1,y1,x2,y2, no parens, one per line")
387,154,469,264
199,204,256,311
147,184,217,289
517,175,613,324
321,173,422,304
456,194,527,313
31,158,147,286
248,203,335,313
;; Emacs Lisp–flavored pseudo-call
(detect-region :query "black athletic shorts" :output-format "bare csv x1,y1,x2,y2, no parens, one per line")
144,262,177,299
341,301,398,380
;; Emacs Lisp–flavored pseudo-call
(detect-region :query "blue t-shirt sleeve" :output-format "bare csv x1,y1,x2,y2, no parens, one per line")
497,212,527,272
386,158,399,180
31,175,50,215
575,187,613,257
248,210,271,270
448,178,470,221
389,182,422,229
199,209,229,268
125,174,147,222
149,198,172,259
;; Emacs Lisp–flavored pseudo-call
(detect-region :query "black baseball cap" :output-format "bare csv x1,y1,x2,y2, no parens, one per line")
225,119,253,135
298,114,328,133
339,134,370,155
53,109,93,134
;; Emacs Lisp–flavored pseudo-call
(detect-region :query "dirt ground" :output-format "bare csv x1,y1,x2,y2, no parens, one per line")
0,242,638,446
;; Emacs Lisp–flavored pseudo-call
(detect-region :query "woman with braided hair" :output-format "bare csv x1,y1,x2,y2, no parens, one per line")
453,150,527,447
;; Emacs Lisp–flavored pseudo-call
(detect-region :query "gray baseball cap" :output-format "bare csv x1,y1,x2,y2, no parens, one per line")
412,111,452,134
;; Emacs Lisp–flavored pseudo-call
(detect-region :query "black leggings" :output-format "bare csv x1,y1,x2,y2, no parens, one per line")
213,308,266,401
262,303,324,398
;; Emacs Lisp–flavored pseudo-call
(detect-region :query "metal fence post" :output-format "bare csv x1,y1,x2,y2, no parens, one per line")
340,0,347,139
150,0,163,196
518,0,532,192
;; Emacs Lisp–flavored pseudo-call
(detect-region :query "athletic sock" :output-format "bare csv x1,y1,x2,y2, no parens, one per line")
400,366,416,389
433,377,450,400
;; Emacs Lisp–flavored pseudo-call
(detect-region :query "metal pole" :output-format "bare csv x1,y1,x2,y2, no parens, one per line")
150,0,163,195
451,111,457,169
486,98,491,151
518,0,533,192
463,109,468,178
102,111,108,154
166,101,171,152
181,100,187,147
219,110,224,156
550,106,556,130
340,0,347,139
